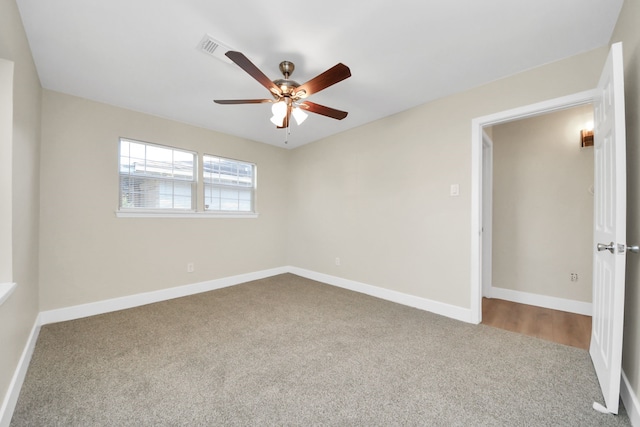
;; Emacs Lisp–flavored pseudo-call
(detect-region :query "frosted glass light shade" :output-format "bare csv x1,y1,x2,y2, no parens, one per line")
271,101,287,117
292,107,308,125
270,115,284,126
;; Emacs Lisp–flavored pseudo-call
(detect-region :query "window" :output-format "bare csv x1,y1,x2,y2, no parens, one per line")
119,138,196,211
117,138,257,218
203,155,256,213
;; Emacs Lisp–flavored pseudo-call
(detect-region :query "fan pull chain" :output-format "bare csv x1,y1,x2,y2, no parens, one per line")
285,121,290,144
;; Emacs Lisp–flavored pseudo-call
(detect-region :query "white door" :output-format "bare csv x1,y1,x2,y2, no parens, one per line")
590,42,627,415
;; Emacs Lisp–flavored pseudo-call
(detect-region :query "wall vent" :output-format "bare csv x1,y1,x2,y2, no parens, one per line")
198,34,233,64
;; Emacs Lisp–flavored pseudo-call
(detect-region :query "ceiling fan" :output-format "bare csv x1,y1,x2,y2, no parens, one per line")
214,51,351,129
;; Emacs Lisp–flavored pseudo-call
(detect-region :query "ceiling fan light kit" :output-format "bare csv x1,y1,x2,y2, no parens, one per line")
214,51,351,139
291,107,308,125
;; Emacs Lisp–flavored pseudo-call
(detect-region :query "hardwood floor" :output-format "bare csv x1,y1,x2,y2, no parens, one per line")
482,298,592,350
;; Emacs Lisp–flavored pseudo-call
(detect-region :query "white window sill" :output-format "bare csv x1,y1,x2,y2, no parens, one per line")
115,210,259,219
0,282,17,306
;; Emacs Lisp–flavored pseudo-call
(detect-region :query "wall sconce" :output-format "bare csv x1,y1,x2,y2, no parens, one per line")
581,129,594,147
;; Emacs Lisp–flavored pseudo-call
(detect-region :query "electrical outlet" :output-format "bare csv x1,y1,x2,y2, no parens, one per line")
570,273,578,282
187,262,195,273
335,257,341,266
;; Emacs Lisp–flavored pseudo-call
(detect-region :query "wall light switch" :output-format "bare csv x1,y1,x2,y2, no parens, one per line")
450,184,460,197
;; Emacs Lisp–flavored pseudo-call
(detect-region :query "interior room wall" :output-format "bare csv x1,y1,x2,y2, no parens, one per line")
491,105,594,302
0,0,42,412
287,48,607,309
610,0,640,413
38,90,289,310
5,0,640,419
0,59,12,282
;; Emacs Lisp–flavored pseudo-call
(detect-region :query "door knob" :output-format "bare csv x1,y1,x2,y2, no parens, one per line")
597,242,615,253
627,245,640,254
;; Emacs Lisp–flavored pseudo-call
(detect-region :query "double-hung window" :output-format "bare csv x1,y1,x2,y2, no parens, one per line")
119,138,196,211
203,155,256,213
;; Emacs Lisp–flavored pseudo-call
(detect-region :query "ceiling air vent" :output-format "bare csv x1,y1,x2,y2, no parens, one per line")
198,34,233,64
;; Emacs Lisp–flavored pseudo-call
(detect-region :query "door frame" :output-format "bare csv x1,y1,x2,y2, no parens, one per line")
481,130,493,299
470,89,596,324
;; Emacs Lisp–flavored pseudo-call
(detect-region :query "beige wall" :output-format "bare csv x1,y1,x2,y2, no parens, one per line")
4,0,640,418
288,48,607,308
0,59,12,282
491,105,594,302
611,0,640,412
0,0,41,413
39,91,289,310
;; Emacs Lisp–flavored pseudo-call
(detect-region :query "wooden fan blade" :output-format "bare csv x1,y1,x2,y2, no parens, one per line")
225,51,281,95
299,101,348,120
294,63,351,98
214,99,273,104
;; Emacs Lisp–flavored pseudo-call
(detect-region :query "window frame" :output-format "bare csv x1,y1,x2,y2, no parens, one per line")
115,138,258,219
202,154,257,214
118,138,198,213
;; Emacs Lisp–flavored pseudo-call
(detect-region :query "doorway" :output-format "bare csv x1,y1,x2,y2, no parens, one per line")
487,105,595,299
479,104,595,348
470,90,596,324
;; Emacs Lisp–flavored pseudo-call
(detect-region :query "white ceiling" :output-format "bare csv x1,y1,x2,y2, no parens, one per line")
16,0,623,149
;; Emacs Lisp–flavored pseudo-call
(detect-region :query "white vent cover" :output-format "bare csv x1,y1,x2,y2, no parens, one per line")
198,34,233,64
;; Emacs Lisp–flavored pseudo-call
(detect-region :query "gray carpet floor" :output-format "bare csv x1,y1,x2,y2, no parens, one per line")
11,273,631,426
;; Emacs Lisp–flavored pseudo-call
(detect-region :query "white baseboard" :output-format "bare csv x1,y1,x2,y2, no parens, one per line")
0,316,41,427
39,266,473,326
39,267,289,325
489,286,592,316
622,370,640,426
6,267,615,426
288,267,473,323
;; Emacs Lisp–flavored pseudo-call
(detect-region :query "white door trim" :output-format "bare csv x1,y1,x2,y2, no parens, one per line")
470,90,596,324
481,130,493,299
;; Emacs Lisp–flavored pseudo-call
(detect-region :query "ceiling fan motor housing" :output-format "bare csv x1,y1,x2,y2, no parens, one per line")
274,61,302,96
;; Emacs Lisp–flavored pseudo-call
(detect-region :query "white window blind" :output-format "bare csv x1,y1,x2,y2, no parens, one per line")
203,155,255,212
119,138,196,210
